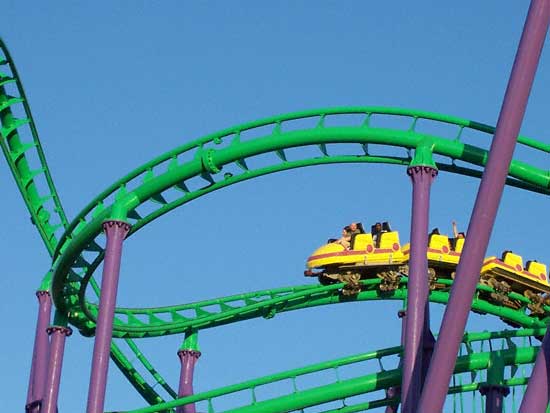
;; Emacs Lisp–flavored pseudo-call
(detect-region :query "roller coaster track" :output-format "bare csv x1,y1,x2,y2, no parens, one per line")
46,105,550,323
0,38,172,405
3,36,550,411
122,328,544,413
75,279,548,339
0,38,68,255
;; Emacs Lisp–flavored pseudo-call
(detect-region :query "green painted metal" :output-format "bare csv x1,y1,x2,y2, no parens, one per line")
122,335,540,413
0,38,68,256
409,142,437,169
5,35,550,412
70,278,548,339
33,105,550,346
0,39,170,405
180,330,199,352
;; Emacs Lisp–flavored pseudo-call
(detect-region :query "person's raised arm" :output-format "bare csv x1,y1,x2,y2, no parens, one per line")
452,221,459,238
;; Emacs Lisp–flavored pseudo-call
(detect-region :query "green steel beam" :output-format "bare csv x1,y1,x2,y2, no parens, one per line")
0,38,68,256
4,36,550,411
121,342,539,413
0,39,170,405
44,112,550,333
68,278,548,339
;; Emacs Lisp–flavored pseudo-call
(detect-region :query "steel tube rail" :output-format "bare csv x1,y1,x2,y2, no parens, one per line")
123,345,539,413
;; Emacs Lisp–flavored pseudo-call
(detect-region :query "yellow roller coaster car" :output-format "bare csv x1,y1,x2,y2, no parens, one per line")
305,227,550,311
305,230,407,294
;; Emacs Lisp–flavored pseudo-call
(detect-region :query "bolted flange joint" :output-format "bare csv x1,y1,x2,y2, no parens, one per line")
102,220,131,232
178,349,202,359
201,148,221,174
407,165,438,180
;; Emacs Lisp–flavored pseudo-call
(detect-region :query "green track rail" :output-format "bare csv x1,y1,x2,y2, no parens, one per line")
0,38,68,254
45,105,550,326
0,38,172,405
122,328,543,413
3,36,550,411
71,278,548,339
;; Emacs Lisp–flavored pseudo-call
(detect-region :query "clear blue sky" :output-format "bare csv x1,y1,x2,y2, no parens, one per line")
1,2,549,412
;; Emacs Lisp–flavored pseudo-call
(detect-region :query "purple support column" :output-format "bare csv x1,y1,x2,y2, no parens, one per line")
420,309,435,388
417,2,549,412
480,385,509,413
86,220,130,413
26,291,52,413
41,326,72,413
402,165,436,413
385,309,407,413
519,333,550,411
176,350,201,413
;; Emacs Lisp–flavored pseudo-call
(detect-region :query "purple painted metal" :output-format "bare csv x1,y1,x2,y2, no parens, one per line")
26,291,52,413
176,350,201,413
420,310,435,387
519,333,550,411
417,2,550,411
41,326,72,413
402,165,436,413
86,220,131,413
385,309,407,413
480,385,509,413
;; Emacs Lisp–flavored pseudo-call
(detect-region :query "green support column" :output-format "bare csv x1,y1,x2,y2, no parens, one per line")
479,351,509,413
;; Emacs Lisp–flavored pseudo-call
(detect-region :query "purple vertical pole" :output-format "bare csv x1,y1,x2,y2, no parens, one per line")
41,326,72,413
417,2,550,412
26,291,52,413
519,333,550,411
176,350,201,413
480,385,509,413
86,220,131,413
402,165,436,413
385,309,407,413
420,310,435,388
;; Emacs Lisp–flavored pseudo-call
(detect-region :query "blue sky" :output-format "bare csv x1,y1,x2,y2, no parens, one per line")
1,2,549,412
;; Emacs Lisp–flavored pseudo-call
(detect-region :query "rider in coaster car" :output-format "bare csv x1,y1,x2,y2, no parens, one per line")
333,226,352,249
371,222,386,248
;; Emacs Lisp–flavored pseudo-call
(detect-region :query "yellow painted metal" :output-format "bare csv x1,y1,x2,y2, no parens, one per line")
306,229,550,294
482,254,550,293
306,231,407,269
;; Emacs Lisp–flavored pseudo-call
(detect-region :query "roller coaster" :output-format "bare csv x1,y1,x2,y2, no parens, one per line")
2,2,550,413
305,227,550,307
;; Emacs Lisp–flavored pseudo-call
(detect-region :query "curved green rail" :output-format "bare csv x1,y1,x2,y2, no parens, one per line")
0,38,68,254
4,36,550,412
72,278,548,339
42,106,550,332
0,39,172,405
121,328,542,413
102,274,549,406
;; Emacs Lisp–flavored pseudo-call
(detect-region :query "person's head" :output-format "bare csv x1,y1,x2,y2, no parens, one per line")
343,225,351,234
375,222,382,231
458,232,465,239
350,222,358,232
